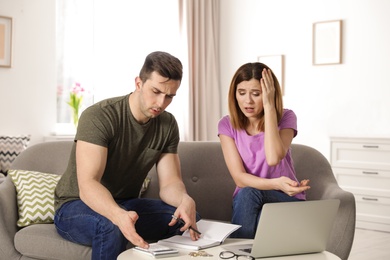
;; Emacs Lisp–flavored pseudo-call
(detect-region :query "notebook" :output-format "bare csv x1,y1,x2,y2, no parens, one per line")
157,219,241,250
223,199,340,258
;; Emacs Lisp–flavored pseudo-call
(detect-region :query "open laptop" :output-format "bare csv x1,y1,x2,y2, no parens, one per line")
223,199,340,258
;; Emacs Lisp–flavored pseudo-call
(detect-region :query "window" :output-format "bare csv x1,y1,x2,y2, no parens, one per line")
56,0,187,138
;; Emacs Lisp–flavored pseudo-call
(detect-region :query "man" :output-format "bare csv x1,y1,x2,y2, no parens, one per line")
54,51,199,260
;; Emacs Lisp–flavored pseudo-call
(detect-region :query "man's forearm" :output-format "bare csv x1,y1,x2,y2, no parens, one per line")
159,181,192,207
79,179,124,223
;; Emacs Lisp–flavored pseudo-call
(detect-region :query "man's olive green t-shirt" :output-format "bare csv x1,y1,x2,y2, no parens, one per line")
54,94,179,211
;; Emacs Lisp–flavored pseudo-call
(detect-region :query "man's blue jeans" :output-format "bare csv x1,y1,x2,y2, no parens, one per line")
54,198,186,260
230,187,303,238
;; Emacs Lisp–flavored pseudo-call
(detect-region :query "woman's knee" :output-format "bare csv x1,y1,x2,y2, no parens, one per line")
234,187,262,203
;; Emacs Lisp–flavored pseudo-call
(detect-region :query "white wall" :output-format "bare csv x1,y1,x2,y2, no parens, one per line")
220,0,390,159
0,0,56,145
1,0,390,160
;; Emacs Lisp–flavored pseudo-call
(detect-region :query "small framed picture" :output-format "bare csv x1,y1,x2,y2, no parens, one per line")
258,55,284,95
0,16,13,68
313,20,342,65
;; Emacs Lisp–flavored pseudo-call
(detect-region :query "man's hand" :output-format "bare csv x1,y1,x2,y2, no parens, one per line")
168,196,200,241
114,210,149,249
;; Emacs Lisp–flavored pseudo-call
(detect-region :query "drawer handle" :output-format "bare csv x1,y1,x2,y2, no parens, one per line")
362,171,379,175
362,197,379,201
362,145,379,148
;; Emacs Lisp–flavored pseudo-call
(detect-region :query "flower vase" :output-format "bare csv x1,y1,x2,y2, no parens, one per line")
67,82,84,129
71,107,79,128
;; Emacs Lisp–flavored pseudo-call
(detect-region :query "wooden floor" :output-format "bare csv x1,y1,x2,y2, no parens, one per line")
348,228,390,260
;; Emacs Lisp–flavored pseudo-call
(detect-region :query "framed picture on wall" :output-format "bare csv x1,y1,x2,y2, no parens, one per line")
313,20,342,65
258,55,284,95
0,16,13,68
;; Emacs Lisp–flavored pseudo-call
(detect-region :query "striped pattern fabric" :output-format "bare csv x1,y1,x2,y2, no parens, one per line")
0,135,30,175
8,169,61,227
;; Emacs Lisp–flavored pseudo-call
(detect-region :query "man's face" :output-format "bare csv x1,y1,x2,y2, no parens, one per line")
134,71,180,123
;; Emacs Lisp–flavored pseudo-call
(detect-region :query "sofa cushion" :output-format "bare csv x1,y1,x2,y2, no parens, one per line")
0,135,30,175
8,169,61,227
15,224,92,260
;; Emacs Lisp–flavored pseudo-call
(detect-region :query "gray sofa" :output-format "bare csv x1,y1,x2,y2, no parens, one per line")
0,141,356,260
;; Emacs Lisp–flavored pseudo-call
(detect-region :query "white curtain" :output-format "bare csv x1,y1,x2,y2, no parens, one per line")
179,0,221,141
56,0,94,127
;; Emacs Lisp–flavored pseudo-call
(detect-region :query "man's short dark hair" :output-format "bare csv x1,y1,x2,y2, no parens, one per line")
139,51,183,83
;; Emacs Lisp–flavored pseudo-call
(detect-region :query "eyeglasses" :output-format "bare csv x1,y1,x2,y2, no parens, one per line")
219,251,255,260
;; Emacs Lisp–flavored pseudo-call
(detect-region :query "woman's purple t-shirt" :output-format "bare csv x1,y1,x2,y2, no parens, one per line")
218,109,306,200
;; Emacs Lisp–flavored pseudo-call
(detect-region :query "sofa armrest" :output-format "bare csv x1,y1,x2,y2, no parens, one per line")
0,176,22,259
321,184,356,260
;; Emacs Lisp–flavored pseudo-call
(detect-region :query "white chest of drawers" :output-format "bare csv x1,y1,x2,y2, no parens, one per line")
330,137,390,232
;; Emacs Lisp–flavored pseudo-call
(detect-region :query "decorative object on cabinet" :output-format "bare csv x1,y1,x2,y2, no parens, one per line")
330,137,390,232
313,20,342,65
0,15,13,68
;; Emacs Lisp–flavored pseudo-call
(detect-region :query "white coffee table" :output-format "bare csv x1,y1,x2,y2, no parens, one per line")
117,239,341,260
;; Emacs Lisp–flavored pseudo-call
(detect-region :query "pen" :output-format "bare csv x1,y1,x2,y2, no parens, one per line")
171,215,202,235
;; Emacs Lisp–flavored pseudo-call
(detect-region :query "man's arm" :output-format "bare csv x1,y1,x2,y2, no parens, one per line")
76,140,149,248
156,153,199,240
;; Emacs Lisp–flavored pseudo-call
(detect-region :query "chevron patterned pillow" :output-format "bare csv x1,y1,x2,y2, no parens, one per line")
0,135,31,175
8,169,61,227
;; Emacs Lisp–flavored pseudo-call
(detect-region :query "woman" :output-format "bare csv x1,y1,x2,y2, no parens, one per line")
218,62,310,238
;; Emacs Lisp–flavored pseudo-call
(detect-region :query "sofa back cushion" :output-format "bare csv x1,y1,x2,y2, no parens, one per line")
142,142,235,222
11,141,74,175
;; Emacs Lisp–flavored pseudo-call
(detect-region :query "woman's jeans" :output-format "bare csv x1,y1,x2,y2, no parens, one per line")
230,187,302,239
54,198,187,260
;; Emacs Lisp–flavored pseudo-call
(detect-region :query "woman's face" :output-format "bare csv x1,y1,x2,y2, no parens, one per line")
236,78,263,119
